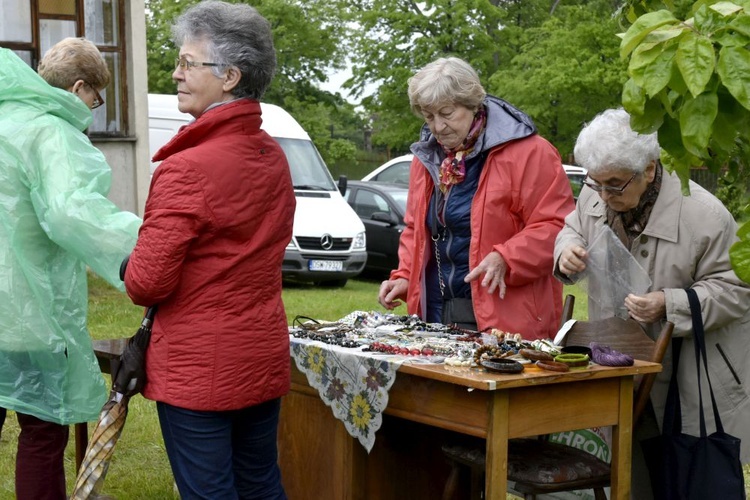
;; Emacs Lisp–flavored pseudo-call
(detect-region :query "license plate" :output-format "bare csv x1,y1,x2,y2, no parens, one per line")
308,260,343,272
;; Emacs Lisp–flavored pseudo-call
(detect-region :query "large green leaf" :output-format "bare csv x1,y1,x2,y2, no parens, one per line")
709,1,744,16
679,92,718,156
630,96,665,132
643,43,678,96
630,42,665,86
657,113,684,154
623,78,647,114
729,219,750,284
727,12,750,38
643,24,689,43
621,10,679,58
717,46,750,110
676,32,716,96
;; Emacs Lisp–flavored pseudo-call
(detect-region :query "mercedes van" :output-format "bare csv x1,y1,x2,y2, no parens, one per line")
147,94,367,286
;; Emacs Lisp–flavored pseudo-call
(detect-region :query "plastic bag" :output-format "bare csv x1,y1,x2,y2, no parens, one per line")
574,225,651,320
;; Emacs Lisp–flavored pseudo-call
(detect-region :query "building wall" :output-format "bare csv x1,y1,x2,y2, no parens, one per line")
92,0,150,217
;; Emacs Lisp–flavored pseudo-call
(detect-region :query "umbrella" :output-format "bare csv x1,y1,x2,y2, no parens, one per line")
70,306,156,500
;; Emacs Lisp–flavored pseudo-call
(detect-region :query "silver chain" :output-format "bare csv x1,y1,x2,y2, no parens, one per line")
432,234,445,298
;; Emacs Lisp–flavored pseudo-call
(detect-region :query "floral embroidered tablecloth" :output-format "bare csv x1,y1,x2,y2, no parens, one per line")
290,337,404,453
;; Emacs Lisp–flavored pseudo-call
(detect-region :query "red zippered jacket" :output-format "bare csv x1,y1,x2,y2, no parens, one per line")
392,132,573,340
125,99,295,410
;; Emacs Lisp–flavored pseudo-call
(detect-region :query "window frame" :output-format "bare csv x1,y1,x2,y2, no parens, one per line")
0,0,129,137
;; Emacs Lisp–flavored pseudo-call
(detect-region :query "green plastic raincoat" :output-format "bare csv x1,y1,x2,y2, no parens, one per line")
0,49,141,425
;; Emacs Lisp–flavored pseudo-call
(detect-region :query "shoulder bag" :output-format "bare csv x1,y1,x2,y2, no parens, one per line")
642,288,745,499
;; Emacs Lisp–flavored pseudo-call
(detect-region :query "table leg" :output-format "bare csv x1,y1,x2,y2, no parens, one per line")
611,376,634,499
485,390,510,499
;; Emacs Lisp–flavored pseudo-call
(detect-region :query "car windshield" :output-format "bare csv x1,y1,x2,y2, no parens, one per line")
274,137,336,191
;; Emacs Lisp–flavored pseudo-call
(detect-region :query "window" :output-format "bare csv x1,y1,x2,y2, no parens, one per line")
0,0,128,136
353,190,390,219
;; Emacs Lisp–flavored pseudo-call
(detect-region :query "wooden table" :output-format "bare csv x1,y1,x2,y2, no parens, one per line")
278,357,661,500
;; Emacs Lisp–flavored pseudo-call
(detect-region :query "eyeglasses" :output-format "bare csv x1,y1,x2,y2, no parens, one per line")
583,172,638,195
86,82,104,110
175,57,221,71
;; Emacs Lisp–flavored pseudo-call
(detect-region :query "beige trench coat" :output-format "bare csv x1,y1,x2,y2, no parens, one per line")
555,171,750,463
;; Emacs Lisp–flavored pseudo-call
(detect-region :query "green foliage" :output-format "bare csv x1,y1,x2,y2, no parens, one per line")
341,0,551,152
621,0,750,282
715,161,750,219
489,1,629,160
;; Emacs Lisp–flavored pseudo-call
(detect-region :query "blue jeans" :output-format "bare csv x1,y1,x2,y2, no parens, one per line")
157,398,286,500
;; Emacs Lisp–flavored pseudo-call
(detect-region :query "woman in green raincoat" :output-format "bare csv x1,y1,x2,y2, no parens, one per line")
0,38,141,500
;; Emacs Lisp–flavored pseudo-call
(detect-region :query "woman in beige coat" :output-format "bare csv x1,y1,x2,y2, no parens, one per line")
555,108,750,498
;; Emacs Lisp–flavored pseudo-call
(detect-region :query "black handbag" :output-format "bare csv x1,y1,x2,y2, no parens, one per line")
643,288,745,500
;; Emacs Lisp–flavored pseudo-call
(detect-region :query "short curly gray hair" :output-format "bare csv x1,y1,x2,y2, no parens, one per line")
574,108,660,174
172,0,276,99
407,57,486,116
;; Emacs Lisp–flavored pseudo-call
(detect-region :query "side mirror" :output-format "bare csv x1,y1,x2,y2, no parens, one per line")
338,175,348,196
372,211,398,226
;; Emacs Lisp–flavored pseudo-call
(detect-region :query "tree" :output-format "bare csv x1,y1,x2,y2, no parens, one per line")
489,1,628,160
342,0,552,153
620,0,750,282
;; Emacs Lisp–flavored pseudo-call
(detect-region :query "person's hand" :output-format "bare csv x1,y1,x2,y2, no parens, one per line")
558,245,587,276
378,278,408,309
625,291,666,324
465,251,507,299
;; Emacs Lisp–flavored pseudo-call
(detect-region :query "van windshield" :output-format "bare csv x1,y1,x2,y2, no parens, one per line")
275,137,336,191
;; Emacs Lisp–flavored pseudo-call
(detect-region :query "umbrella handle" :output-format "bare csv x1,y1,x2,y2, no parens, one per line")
142,306,157,326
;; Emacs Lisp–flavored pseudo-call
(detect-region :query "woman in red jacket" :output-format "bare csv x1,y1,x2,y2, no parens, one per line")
378,57,574,340
123,2,294,498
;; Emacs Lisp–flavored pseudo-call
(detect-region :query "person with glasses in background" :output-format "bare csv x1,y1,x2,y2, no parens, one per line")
122,2,294,499
0,38,141,500
554,108,750,499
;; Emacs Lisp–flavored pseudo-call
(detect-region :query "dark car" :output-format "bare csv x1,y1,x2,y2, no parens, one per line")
344,181,408,275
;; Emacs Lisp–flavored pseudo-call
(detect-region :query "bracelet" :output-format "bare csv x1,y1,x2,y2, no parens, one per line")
519,348,554,362
481,357,524,374
554,353,590,368
536,360,570,372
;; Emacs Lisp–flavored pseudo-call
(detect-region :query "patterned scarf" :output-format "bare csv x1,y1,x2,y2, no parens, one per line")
607,161,663,249
437,106,487,193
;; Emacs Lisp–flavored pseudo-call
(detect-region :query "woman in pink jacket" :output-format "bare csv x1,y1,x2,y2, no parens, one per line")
123,2,294,499
378,57,574,340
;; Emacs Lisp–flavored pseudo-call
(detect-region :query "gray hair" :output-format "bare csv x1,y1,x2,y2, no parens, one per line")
407,57,486,116
172,0,276,99
574,108,660,174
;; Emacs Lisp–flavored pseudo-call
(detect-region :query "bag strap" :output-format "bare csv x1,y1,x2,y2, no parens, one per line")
662,336,683,435
686,288,726,436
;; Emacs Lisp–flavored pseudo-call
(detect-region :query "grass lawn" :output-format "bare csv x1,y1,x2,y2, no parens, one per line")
0,273,747,498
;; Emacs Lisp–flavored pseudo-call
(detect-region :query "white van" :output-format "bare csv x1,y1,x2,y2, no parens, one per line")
147,94,367,286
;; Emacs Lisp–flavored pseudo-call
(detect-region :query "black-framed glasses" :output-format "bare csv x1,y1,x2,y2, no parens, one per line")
175,57,221,71
86,82,104,109
583,172,638,195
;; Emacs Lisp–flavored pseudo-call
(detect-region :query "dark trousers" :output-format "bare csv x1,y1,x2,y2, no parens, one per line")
15,411,69,500
157,398,286,500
